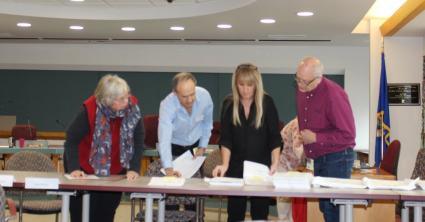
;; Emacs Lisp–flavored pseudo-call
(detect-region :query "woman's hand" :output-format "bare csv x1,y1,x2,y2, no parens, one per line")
70,170,85,178
126,170,139,181
269,162,278,175
212,164,228,177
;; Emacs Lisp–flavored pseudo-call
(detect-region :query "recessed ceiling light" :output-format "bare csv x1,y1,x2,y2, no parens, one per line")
297,11,314,17
17,22,31,27
260,19,276,24
69,25,84,30
217,24,232,29
70,0,85,2
170,26,185,31
121,27,136,32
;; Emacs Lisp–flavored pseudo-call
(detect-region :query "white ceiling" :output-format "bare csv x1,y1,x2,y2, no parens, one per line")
0,0,375,45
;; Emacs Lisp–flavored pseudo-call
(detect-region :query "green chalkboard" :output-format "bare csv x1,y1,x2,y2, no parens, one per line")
0,70,343,131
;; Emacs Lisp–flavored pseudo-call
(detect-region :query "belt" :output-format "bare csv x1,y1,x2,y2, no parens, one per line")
171,140,199,156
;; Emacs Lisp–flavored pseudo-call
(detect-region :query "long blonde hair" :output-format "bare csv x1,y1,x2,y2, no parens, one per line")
231,63,264,129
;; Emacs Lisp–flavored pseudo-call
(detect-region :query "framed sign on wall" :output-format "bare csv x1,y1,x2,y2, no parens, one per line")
388,83,421,106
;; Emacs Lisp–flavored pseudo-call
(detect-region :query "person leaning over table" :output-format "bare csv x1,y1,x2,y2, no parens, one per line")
295,57,356,222
64,74,144,222
212,63,281,222
157,72,213,211
158,72,213,177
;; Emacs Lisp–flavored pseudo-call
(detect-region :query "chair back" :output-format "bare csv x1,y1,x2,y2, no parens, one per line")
411,148,425,179
379,140,401,177
143,115,159,149
11,125,36,141
208,121,220,145
5,151,56,172
202,149,222,178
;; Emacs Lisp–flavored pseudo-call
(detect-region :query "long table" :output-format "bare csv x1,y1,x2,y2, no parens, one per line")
1,170,401,222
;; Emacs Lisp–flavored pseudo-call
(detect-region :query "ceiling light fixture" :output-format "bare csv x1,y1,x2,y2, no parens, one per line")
260,19,276,24
217,24,232,29
69,25,84,30
170,26,185,31
297,11,314,17
121,27,136,32
17,22,31,27
70,0,85,2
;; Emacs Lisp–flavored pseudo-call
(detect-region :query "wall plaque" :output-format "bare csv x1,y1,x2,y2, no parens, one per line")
388,83,420,106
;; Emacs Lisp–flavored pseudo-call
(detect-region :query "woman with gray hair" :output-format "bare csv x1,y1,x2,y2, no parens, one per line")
64,74,144,222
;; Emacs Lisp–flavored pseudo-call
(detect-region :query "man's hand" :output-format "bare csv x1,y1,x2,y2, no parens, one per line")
165,168,181,177
193,147,206,158
300,129,317,144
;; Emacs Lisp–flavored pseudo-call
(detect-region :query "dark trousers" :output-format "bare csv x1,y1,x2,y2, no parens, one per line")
69,191,122,222
314,148,354,222
227,196,270,222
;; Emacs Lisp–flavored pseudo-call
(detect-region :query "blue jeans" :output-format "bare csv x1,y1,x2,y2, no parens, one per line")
314,148,354,222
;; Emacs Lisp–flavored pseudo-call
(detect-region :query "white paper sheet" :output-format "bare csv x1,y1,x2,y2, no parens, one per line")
162,150,206,179
64,174,100,180
0,175,14,187
25,177,59,189
204,177,244,187
363,177,419,191
148,177,185,187
243,160,272,186
312,176,366,189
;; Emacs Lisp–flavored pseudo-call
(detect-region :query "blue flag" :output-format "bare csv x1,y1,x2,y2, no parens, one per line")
375,52,391,167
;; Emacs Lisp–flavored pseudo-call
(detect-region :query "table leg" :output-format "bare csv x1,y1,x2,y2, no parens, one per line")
47,191,75,222
82,192,90,222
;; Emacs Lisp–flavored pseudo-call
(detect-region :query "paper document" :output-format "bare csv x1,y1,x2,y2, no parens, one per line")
273,172,313,189
312,176,366,189
416,180,425,190
0,175,14,187
363,177,419,190
64,174,100,180
243,161,272,186
204,177,244,187
148,177,185,187
162,150,206,178
25,177,59,189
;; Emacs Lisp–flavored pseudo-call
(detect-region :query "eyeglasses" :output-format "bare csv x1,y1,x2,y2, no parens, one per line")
294,76,320,88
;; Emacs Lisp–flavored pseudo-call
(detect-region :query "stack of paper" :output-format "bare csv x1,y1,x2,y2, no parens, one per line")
161,150,206,179
312,177,366,189
416,180,425,190
204,177,244,187
272,172,313,189
243,161,272,186
148,177,185,187
363,177,418,191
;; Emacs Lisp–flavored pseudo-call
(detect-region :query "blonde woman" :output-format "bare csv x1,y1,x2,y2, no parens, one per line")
64,74,144,222
213,63,281,222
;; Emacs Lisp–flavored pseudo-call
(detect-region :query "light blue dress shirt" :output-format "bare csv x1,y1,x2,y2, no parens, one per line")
158,86,213,169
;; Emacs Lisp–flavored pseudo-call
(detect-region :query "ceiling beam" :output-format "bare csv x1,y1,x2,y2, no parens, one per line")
380,0,425,36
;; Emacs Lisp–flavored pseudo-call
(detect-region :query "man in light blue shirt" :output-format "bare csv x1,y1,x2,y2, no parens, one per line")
158,72,213,177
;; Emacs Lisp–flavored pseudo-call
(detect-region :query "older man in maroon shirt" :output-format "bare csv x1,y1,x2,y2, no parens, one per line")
295,57,356,222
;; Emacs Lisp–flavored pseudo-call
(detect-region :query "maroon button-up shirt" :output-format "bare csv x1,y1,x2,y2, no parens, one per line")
296,77,356,159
